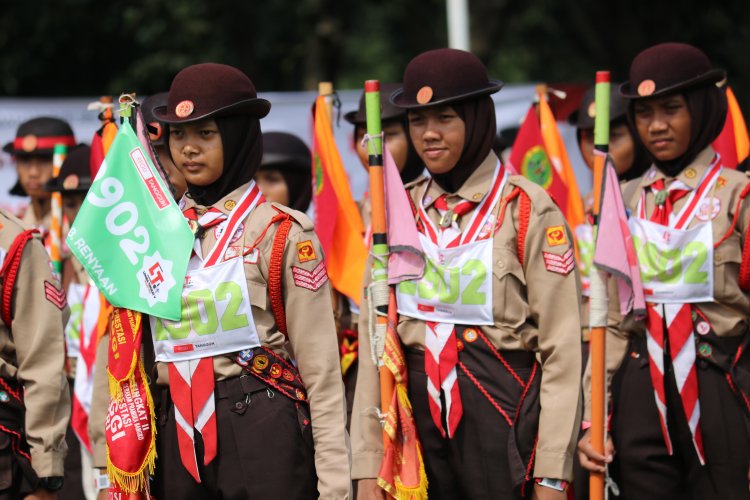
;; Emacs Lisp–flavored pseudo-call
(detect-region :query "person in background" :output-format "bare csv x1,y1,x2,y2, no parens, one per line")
141,92,188,200
254,131,312,212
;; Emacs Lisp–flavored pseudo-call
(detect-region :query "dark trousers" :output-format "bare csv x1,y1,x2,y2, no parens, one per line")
406,342,539,500
60,380,85,500
0,379,38,500
152,375,318,500
611,337,750,500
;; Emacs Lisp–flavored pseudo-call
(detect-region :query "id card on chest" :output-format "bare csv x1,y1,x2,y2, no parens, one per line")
396,234,494,325
149,255,261,362
628,217,714,304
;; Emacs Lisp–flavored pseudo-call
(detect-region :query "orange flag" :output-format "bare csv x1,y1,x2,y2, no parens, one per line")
538,92,585,230
311,95,368,304
712,86,750,169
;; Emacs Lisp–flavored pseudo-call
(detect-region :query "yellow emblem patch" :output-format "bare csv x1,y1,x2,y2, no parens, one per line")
296,240,317,263
546,225,567,246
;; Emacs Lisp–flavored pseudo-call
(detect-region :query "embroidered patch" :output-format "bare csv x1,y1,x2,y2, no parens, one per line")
546,226,567,246
463,328,478,343
175,100,194,118
296,240,317,263
716,176,727,189
252,354,269,373
214,222,244,244
695,197,721,222
696,321,711,336
44,281,67,309
236,349,254,367
292,261,328,291
270,363,282,379
223,245,259,264
543,248,575,275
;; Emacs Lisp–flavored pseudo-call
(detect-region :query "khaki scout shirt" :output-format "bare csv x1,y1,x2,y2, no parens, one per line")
0,210,70,477
90,184,351,499
20,205,51,233
583,147,750,420
352,153,583,481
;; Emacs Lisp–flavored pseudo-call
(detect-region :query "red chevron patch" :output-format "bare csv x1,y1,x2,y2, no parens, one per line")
44,281,67,309
543,248,575,275
292,261,328,291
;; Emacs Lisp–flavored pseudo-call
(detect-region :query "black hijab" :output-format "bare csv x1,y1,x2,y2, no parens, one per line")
430,96,496,193
629,85,727,177
184,115,263,206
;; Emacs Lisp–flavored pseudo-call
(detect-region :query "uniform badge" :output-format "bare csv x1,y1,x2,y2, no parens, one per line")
175,100,195,118
62,175,80,190
243,248,259,265
252,354,269,373
416,86,433,105
543,248,575,275
463,328,479,343
716,176,727,189
696,321,711,336
637,79,656,97
296,240,317,263
270,363,282,379
472,192,484,202
214,222,244,244
282,369,295,382
44,281,67,310
546,226,567,246
478,216,496,240
0,391,8,403
21,134,37,153
224,200,237,211
587,102,596,118
697,343,712,358
684,168,697,179
295,388,307,401
456,339,465,352
696,197,721,222
292,261,329,291
236,349,254,367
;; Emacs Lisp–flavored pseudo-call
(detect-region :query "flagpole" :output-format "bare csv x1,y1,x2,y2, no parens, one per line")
363,80,395,445
49,144,67,274
589,70,611,500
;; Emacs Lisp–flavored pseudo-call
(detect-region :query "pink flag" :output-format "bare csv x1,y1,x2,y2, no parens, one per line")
383,145,424,284
593,153,646,318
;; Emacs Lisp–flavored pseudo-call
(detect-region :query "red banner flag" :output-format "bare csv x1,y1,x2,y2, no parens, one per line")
712,86,750,169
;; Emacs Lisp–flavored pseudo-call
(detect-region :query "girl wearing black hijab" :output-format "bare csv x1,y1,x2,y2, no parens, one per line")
96,63,351,499
579,43,750,499
255,131,312,212
353,49,582,500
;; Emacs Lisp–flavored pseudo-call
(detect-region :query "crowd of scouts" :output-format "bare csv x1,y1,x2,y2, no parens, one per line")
0,41,748,500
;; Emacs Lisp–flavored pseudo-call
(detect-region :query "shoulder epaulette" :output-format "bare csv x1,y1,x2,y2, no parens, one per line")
270,202,313,231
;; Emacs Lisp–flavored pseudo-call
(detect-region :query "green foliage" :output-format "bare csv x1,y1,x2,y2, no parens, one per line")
1,0,748,109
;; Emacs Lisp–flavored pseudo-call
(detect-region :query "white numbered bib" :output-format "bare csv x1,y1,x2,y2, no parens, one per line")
628,217,713,304
149,256,260,362
396,234,494,325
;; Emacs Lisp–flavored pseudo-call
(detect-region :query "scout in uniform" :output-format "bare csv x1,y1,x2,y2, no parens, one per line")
91,63,351,499
578,43,750,499
141,92,188,200
353,48,582,500
3,117,77,232
0,208,71,497
254,131,313,212
45,145,98,500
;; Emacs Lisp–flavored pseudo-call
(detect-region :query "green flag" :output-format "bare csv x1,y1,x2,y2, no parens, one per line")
67,122,192,320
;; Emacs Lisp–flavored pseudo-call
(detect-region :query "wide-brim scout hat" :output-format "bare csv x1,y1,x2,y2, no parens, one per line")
620,43,726,100
141,92,169,145
344,82,406,125
154,63,271,123
3,117,76,156
391,48,503,109
260,132,311,171
45,145,92,194
569,85,630,129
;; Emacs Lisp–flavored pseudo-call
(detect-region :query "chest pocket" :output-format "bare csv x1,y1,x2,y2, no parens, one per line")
714,236,742,302
492,246,528,329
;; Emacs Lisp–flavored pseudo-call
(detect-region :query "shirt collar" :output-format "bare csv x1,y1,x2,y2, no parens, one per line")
180,182,254,216
640,147,716,191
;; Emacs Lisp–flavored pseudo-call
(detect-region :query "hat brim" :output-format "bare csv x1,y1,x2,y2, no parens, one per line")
153,97,271,124
343,110,360,125
620,69,726,99
44,177,92,194
390,80,504,109
260,153,311,171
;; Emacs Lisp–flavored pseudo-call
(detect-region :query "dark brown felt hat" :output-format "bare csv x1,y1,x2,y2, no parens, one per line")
569,85,630,129
391,48,503,109
620,43,725,100
260,132,311,172
3,117,76,156
154,63,270,123
45,145,92,194
345,83,406,125
141,92,169,145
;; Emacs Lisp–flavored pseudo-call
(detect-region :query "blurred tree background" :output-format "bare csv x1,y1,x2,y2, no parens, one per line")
1,0,748,110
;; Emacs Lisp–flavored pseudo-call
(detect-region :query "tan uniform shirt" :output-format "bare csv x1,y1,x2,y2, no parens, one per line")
583,147,750,420
90,183,351,498
0,210,70,477
352,153,583,481
20,206,51,233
